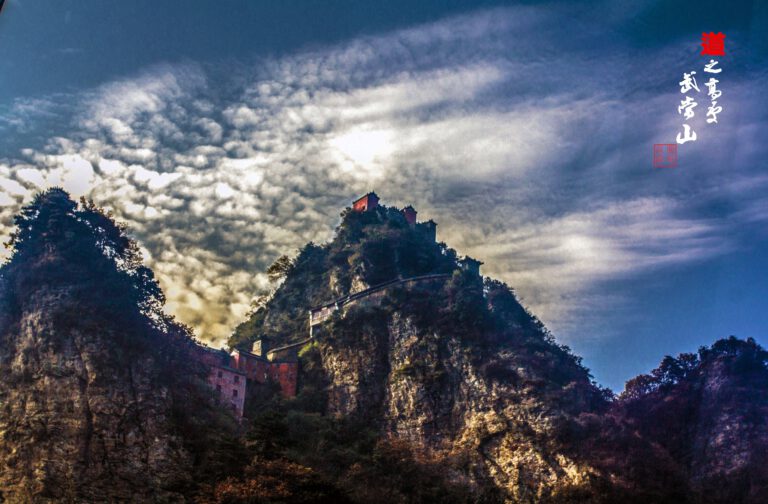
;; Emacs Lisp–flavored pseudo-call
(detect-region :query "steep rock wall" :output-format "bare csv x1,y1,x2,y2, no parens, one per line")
0,287,192,502
314,310,595,502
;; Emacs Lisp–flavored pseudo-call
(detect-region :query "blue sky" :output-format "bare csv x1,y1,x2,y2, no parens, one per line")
1,0,767,390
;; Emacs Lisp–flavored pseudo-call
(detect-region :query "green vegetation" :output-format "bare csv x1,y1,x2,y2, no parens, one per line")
231,202,601,405
228,204,457,351
224,198,768,504
197,379,480,503
557,336,768,504
622,335,768,401
219,201,619,501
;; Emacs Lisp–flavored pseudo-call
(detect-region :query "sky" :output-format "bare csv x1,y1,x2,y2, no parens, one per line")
0,0,767,391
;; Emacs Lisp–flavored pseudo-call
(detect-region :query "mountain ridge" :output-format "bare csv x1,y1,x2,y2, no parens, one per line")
228,193,768,502
0,189,765,503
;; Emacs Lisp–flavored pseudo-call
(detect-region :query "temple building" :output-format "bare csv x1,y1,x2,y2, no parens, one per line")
194,338,298,419
459,256,483,276
352,192,437,241
352,192,379,212
418,219,437,242
231,338,298,398
195,347,247,417
401,205,417,226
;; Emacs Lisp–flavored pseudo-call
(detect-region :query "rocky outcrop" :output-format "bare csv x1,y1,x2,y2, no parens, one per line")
234,201,768,502
0,189,237,502
0,286,193,502
313,305,598,501
688,358,768,499
232,202,609,500
614,339,768,504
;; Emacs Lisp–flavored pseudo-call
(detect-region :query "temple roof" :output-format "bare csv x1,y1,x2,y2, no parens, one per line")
353,191,379,203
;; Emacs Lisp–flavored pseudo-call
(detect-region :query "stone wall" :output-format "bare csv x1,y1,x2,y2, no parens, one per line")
309,274,450,328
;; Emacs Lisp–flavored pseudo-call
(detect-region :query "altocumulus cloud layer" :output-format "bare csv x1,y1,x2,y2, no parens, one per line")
1,4,767,347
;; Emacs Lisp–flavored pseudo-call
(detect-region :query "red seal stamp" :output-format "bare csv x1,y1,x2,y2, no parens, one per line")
653,144,677,168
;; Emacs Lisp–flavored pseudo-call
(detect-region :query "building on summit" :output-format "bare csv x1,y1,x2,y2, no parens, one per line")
352,192,379,212
401,205,417,226
419,219,437,242
352,192,437,241
459,256,483,276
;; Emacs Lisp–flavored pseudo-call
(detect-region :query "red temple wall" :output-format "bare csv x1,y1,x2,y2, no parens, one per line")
273,362,298,397
208,366,246,417
233,351,272,383
232,351,296,396
352,194,379,212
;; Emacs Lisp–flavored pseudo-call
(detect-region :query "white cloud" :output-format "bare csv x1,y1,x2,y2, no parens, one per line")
441,197,731,339
1,5,766,349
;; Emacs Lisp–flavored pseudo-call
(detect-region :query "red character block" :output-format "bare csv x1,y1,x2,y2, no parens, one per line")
653,144,677,168
701,32,725,56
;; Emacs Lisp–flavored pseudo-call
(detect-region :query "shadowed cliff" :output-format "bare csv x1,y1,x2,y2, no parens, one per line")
0,189,242,502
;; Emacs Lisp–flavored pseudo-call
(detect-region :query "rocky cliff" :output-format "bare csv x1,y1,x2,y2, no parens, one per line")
230,204,610,501
611,337,768,503
0,284,192,501
314,308,601,502
0,189,239,502
230,202,768,503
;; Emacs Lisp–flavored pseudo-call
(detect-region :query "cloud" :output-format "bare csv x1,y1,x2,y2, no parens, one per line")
0,4,767,348
440,196,732,337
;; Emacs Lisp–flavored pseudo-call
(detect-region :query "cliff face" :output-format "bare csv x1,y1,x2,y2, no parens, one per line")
2,191,764,502
614,338,768,503
687,357,768,498
0,285,191,502
0,189,238,502
316,310,596,501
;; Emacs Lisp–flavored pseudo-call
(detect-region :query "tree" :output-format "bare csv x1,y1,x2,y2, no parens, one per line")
621,373,657,401
4,187,76,258
267,254,295,284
